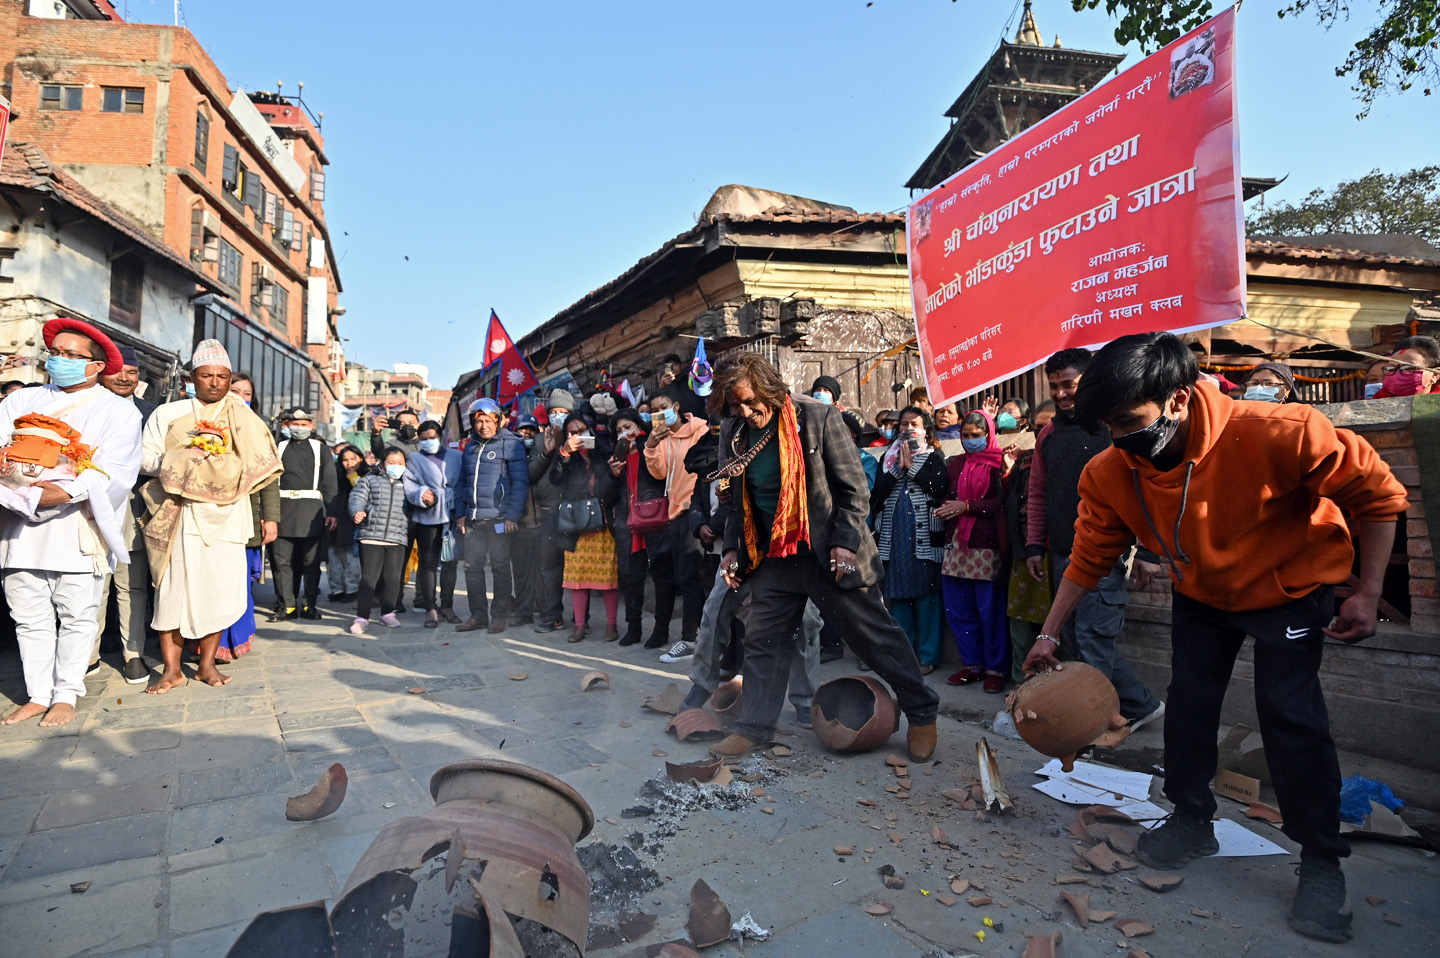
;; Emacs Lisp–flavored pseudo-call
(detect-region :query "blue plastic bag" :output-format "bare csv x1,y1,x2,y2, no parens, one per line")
1338,775,1404,824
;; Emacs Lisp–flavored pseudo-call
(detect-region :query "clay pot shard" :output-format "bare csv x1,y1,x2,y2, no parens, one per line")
667,708,726,741
1022,930,1063,958
580,670,610,692
666,757,723,784
642,682,685,715
1061,889,1092,929
710,679,744,724
1115,918,1155,938
1006,663,1123,772
285,763,348,822
812,676,900,753
977,738,1014,812
686,879,732,948
1139,875,1184,893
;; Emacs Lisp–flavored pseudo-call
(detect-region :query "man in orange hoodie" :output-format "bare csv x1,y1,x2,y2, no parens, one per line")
1024,332,1406,944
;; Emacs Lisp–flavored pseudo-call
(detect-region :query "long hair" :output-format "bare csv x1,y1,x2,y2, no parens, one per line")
898,405,938,449
708,352,791,417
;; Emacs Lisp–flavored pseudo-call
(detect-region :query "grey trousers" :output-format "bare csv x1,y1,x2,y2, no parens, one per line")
689,566,821,709
462,521,513,624
734,555,939,743
1052,551,1161,721
95,549,148,662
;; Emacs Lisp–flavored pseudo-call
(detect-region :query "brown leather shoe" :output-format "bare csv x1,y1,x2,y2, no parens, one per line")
603,626,619,642
907,722,937,762
709,734,766,760
455,618,485,632
566,626,587,643
486,619,505,634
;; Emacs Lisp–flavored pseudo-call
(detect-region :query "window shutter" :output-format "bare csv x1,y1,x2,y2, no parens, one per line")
222,145,238,190
310,168,325,203
243,170,262,212
264,191,277,227
287,211,302,251
190,208,203,260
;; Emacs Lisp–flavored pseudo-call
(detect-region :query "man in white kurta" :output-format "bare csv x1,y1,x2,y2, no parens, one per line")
0,319,141,727
142,339,279,693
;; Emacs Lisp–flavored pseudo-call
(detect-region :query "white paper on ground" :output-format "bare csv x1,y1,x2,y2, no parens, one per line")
1030,777,1169,820
1140,816,1288,857
1033,759,1154,802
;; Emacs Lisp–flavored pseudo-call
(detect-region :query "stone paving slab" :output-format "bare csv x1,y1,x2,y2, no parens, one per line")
1,583,1437,956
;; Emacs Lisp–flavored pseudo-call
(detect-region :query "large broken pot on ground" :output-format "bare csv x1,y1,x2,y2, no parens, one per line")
232,759,594,957
710,679,743,724
812,675,900,753
1005,663,1125,771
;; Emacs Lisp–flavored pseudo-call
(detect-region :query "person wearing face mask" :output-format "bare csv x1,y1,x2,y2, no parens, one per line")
328,444,367,603
369,407,422,459
641,388,708,650
1239,362,1296,404
809,375,846,411
1366,336,1440,398
870,407,948,676
1025,348,1165,731
1025,332,1408,944
402,421,455,628
552,416,621,642
869,409,898,448
0,318,142,728
932,410,1011,691
607,408,670,647
505,414,546,627
454,398,529,633
1361,358,1387,400
531,390,576,632
348,448,413,632
267,408,338,622
1031,400,1056,433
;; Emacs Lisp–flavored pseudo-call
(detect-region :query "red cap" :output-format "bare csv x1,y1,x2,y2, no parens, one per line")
42,317,124,376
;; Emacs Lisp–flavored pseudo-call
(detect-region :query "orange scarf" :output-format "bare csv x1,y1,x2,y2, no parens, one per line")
742,396,810,568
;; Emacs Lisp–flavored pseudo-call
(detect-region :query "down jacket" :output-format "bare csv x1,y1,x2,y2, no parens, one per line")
456,428,530,523
348,472,410,546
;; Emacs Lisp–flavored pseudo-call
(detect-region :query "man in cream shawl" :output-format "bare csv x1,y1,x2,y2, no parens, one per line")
142,340,280,693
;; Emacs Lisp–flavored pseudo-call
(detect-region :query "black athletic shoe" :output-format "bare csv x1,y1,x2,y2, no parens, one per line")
533,620,565,634
1289,859,1353,942
122,658,151,685
1134,811,1219,870
617,629,642,647
643,633,669,650
299,607,322,620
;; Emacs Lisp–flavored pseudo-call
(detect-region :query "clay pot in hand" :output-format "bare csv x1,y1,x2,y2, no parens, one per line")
1006,663,1123,771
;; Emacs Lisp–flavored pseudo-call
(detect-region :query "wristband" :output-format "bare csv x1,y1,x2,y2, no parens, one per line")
1036,634,1060,647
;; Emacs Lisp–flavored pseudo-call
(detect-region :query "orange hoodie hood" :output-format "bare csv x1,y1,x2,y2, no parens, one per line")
1065,384,1407,611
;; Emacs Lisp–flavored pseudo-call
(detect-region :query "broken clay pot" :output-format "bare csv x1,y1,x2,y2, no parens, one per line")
332,759,594,957
666,708,726,741
285,763,349,822
1005,663,1123,771
710,679,743,723
812,675,900,753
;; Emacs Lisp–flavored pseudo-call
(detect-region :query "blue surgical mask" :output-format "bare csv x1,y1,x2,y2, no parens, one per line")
661,407,678,426
550,411,568,428
1363,382,1383,399
996,412,1018,431
279,425,291,439
45,355,93,388
880,426,895,440
1243,385,1282,403
812,391,834,405
522,437,535,450
962,437,989,454
184,382,196,399
419,438,441,454
385,463,405,479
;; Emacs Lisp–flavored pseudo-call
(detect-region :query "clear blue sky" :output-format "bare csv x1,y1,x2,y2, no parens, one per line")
131,0,1436,391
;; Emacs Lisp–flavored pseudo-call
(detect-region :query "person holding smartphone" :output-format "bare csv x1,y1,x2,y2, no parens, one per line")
551,417,620,642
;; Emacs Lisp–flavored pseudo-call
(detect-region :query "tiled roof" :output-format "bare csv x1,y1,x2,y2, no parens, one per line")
525,207,905,349
1246,238,1440,269
0,142,218,290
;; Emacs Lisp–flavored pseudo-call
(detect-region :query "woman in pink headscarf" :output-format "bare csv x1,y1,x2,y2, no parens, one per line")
934,409,1010,693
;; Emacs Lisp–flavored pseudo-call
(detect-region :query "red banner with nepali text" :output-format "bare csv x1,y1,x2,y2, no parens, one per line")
907,8,1244,406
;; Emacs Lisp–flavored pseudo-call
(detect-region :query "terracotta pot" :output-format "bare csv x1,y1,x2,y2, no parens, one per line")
710,678,743,722
812,675,900,752
1006,663,1121,771
332,760,594,957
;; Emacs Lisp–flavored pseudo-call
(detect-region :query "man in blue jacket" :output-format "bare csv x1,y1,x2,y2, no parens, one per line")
454,399,529,633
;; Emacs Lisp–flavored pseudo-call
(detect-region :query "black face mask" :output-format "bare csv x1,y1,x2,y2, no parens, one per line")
397,424,418,442
1110,413,1179,461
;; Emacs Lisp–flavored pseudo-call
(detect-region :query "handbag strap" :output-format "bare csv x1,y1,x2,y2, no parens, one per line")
627,450,638,504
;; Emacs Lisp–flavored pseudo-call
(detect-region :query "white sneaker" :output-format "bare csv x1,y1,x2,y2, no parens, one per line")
1129,700,1166,733
659,641,694,663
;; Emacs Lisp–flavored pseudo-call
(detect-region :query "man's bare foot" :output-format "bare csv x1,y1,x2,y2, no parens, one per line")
145,672,187,695
2,702,48,725
38,703,76,727
195,666,231,687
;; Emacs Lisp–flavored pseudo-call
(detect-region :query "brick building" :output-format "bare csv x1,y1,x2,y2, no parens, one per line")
0,0,345,423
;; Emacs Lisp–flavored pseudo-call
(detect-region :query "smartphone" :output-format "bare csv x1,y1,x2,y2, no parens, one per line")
580,435,596,450
906,436,925,453
613,436,632,458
